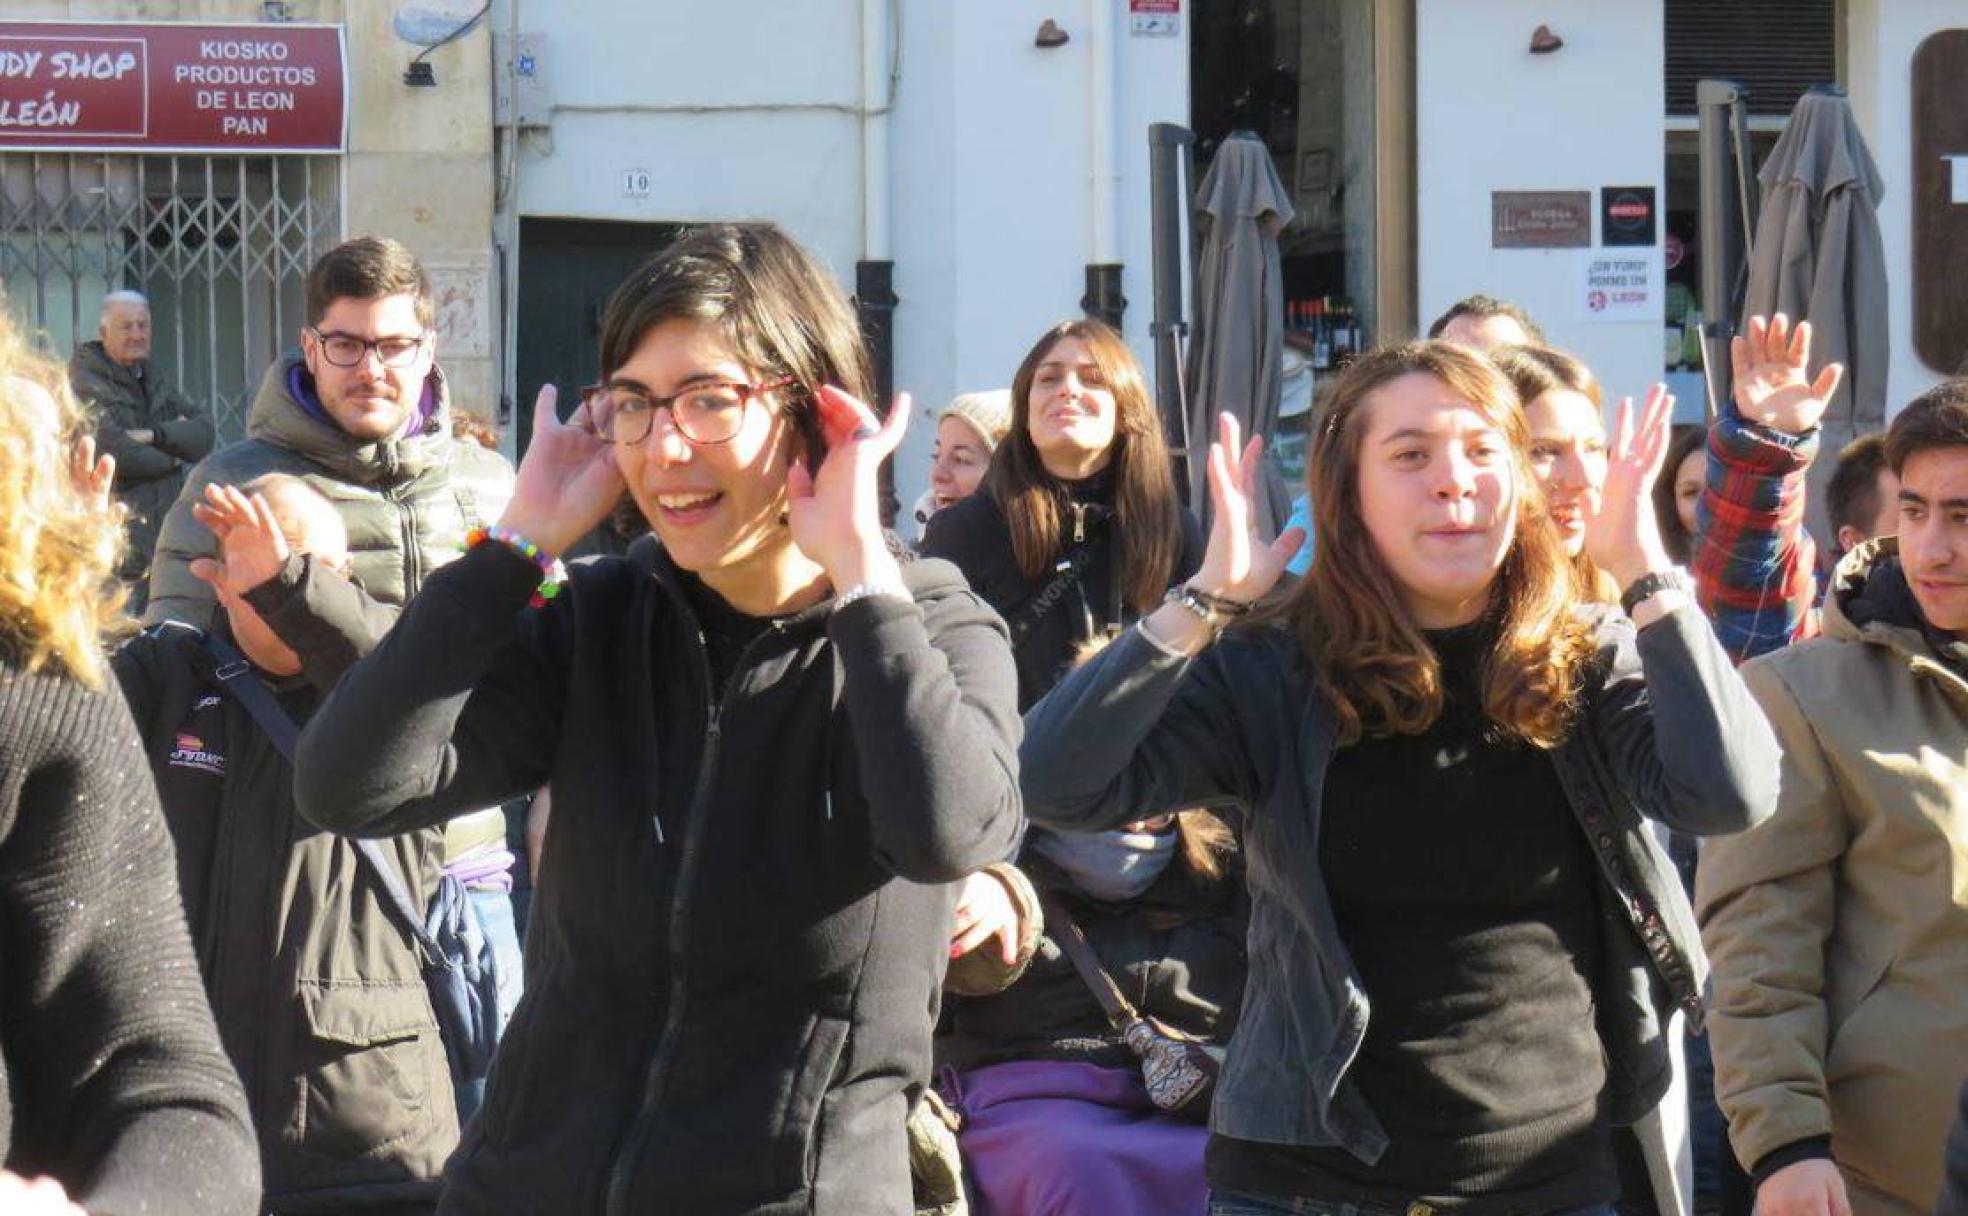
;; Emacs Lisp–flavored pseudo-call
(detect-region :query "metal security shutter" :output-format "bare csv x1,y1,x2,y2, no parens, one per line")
1666,0,1837,116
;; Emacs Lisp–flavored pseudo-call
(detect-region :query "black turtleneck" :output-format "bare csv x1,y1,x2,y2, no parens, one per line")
920,465,1203,710
1208,621,1613,1212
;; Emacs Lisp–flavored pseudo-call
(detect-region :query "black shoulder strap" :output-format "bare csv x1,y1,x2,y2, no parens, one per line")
203,634,441,960
1036,888,1139,1031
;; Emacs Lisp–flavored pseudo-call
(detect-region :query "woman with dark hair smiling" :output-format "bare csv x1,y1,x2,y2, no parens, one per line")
1019,341,1781,1216
923,318,1202,709
293,223,1023,1215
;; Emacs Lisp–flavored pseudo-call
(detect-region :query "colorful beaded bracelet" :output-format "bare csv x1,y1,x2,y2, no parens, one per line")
464,525,568,608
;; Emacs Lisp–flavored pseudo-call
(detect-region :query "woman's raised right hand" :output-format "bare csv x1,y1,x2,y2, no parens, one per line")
1188,412,1306,604
496,385,627,558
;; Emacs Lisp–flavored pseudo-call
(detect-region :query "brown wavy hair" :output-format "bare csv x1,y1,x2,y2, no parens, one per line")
986,319,1183,614
0,311,129,688
1278,340,1593,747
1490,343,1620,603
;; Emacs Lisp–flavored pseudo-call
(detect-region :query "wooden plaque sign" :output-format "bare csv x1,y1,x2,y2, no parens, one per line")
1491,191,1592,249
1913,30,1968,374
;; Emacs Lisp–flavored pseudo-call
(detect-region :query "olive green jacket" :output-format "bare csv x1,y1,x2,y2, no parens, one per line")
144,353,513,629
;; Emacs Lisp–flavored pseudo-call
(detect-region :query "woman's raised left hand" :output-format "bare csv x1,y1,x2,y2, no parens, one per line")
787,385,910,592
1584,383,1678,589
1188,412,1305,604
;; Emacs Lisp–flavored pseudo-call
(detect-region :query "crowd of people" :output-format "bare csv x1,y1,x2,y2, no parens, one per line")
0,221,1962,1216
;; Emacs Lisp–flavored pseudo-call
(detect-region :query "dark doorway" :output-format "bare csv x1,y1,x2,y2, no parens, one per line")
515,217,683,455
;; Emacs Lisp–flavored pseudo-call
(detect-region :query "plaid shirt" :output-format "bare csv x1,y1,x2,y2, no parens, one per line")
1692,407,1822,663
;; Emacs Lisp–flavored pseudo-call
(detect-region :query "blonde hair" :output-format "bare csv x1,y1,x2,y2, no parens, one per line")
0,310,128,687
1276,341,1593,748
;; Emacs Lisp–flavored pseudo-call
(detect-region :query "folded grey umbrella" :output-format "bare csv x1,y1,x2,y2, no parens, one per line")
1185,134,1296,537
1743,87,1888,549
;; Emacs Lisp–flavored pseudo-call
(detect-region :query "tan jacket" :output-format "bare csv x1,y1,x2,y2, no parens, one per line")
1697,540,1968,1216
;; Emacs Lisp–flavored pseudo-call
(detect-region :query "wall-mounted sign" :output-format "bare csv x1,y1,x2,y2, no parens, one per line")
1491,190,1591,248
1577,250,1661,323
1129,0,1180,37
0,21,346,154
1912,29,1968,374
1600,185,1657,247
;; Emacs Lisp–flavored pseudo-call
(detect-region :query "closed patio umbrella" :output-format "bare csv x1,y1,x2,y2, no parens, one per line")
1743,85,1888,550
1184,133,1295,536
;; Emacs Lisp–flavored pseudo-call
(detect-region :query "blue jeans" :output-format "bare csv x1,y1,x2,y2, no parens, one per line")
1209,1196,1618,1216
452,888,524,1125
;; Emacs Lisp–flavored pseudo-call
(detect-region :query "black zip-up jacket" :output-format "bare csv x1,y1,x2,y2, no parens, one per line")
921,474,1203,710
112,556,454,1212
293,540,1025,1215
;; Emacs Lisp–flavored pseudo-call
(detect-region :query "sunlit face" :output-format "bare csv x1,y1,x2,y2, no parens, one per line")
301,293,435,442
1437,312,1534,353
101,301,152,366
1356,373,1517,629
610,317,803,582
930,415,993,512
1524,389,1607,558
1026,337,1118,475
1895,446,1968,634
1674,447,1705,538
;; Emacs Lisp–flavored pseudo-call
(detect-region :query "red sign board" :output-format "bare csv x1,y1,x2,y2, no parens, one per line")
0,21,346,154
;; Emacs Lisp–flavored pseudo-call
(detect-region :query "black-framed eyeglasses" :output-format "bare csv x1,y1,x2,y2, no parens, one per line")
308,327,430,369
579,376,794,447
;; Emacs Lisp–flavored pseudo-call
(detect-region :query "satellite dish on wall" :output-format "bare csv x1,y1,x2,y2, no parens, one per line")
395,1,485,47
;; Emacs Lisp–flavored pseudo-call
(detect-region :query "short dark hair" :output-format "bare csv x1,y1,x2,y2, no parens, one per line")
305,236,434,330
1884,379,1968,476
1826,432,1890,540
597,223,872,469
1426,294,1545,343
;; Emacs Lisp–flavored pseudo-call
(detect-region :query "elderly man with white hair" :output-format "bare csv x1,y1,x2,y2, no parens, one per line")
68,290,213,610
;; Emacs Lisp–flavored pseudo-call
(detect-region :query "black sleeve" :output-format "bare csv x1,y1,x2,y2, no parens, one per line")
93,416,179,481
0,675,258,1215
828,583,1025,882
242,553,402,694
294,542,566,839
1942,1081,1968,1216
151,405,216,464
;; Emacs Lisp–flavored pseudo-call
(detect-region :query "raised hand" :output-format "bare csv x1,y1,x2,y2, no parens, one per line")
190,482,290,599
69,434,117,517
786,385,909,591
1584,384,1677,589
1731,313,1844,436
0,1171,88,1215
498,385,626,557
1188,412,1305,603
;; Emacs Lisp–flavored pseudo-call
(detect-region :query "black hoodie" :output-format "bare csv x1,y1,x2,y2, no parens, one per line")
293,539,1024,1215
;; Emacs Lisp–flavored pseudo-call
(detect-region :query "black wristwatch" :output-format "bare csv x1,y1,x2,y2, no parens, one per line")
1619,567,1693,615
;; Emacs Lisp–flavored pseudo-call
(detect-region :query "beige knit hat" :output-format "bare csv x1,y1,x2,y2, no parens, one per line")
936,389,1013,452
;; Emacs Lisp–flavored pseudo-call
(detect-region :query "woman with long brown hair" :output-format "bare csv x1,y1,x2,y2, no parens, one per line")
1020,340,1780,1216
922,318,1201,708
0,314,258,1214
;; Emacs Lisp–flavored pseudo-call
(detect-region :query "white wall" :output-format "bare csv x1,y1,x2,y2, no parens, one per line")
1844,0,1958,415
1416,0,1666,406
497,0,1189,515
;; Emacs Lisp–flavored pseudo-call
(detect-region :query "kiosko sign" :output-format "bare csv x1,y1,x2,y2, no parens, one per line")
0,21,346,154
1913,29,1968,374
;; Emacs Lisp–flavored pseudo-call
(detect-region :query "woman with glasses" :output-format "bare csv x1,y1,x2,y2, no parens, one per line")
292,222,1023,1215
1019,343,1781,1216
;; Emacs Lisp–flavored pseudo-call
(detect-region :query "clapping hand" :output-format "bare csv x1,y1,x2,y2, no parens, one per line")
1732,313,1843,436
1188,412,1305,603
1584,384,1677,590
69,435,116,517
950,871,1021,965
786,386,910,592
189,483,291,600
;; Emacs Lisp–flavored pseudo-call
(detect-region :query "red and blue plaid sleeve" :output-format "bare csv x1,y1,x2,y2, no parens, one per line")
1690,407,1821,663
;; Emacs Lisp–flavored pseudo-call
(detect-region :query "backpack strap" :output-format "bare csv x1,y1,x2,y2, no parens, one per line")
202,634,443,963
